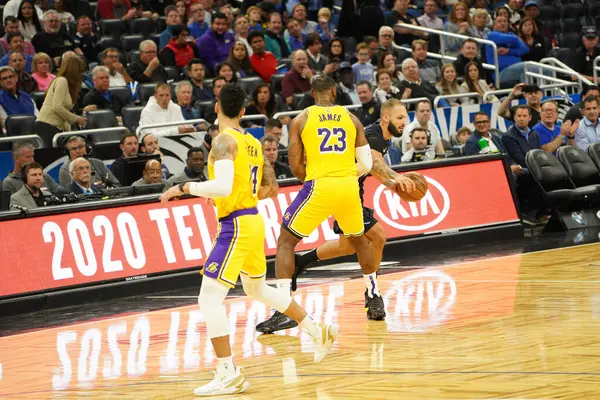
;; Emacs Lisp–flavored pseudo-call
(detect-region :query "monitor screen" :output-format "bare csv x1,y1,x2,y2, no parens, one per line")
0,190,10,211
101,186,133,198
131,183,165,196
123,153,161,186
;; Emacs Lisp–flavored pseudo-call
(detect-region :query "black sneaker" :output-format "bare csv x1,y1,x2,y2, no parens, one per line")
291,253,309,292
364,291,386,321
256,310,299,333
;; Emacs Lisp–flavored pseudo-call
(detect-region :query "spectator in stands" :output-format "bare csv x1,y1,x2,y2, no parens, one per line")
17,0,42,42
575,96,600,152
199,124,218,167
3,0,43,22
110,132,139,185
417,0,444,31
167,147,207,184
502,105,540,168
398,58,438,104
201,0,214,24
376,26,409,66
494,6,514,33
533,100,577,154
81,66,129,116
354,81,380,127
334,62,360,106
188,58,213,102
139,83,195,135
0,17,35,56
10,162,46,209
128,40,168,83
234,15,253,56
219,4,234,30
132,159,170,191
0,33,33,72
67,157,101,194
245,83,278,118
453,39,485,80
444,2,477,57
485,15,529,87
374,70,401,103
401,127,435,163
32,11,83,64
215,62,237,83
315,7,334,46
31,52,55,92
565,86,600,123
281,49,313,105
574,27,600,84
385,0,426,47
378,52,404,84
73,16,101,66
159,6,182,50
352,43,375,85
203,76,226,123
159,24,199,70
0,66,38,123
398,99,444,158
59,135,120,187
53,0,75,29
436,64,469,106
249,31,277,82
9,51,37,94
175,81,201,120
246,5,263,32
465,111,506,155
327,38,345,63
411,40,440,83
452,126,474,150
196,12,235,72
522,0,554,48
101,48,133,87
264,118,286,149
286,18,307,52
188,3,208,39
175,0,188,24
96,0,137,20
139,132,172,179
227,41,254,78
461,61,498,104
498,83,542,128
472,8,491,40
290,4,317,35
506,0,522,28
264,12,290,60
262,135,293,179
517,17,546,63
2,141,62,195
35,56,87,143
305,33,332,73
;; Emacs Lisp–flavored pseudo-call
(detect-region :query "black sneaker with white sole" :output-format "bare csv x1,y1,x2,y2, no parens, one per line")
364,291,386,321
256,310,299,333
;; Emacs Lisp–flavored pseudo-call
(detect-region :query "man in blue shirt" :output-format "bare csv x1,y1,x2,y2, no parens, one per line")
575,95,600,152
286,18,307,52
0,33,33,72
0,66,37,123
485,15,529,86
159,6,182,50
188,3,209,39
532,100,577,154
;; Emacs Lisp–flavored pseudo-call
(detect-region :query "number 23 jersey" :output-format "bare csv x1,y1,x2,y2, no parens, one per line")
302,105,358,181
208,127,263,219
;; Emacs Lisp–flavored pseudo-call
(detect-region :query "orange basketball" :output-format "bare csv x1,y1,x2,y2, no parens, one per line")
396,172,428,202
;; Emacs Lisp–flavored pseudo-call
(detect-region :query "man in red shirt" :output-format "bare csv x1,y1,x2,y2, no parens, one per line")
248,31,277,83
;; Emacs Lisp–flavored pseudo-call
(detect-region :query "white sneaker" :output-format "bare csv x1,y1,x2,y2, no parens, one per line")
193,366,250,397
313,323,339,363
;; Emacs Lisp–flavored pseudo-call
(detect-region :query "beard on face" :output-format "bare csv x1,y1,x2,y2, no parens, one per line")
387,120,403,137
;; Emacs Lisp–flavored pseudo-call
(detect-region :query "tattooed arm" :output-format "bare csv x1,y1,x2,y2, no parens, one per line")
370,150,416,193
288,111,307,182
258,157,279,199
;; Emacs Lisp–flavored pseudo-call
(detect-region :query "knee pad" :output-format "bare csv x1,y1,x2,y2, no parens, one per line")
241,275,293,313
198,277,230,339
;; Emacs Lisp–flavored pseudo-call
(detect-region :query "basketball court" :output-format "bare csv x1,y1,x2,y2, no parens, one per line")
1,241,600,399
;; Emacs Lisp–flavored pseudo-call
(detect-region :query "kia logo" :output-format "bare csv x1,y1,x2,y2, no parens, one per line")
373,176,450,231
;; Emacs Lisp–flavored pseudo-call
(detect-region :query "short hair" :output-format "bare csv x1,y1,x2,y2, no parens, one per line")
473,8,489,19
514,104,532,116
378,26,393,36
69,157,89,175
456,127,471,136
218,83,246,118
101,47,120,62
473,111,489,120
261,134,278,145
212,75,227,86
164,5,177,16
356,80,373,90
582,85,600,96
12,140,34,160
410,127,429,138
356,42,369,52
120,132,137,145
381,98,405,114
212,11,227,22
363,35,377,44
207,124,219,134
305,32,322,48
401,57,417,69
416,99,432,110
8,51,24,61
311,74,336,93
66,135,85,148
171,24,189,37
375,70,391,83
6,32,23,44
139,40,157,52
32,52,51,73
187,147,204,158
541,100,558,110
411,39,428,51
91,65,109,79
461,38,478,47
4,16,18,25
175,80,192,95
269,12,282,22
0,66,16,77
318,7,331,19
76,15,92,24
42,10,59,21
154,83,171,94
265,118,282,130
188,58,205,69
140,133,155,148
248,30,265,43
23,161,42,178
583,95,599,107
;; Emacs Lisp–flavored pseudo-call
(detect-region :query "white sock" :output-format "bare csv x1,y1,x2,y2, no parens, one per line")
277,278,292,295
217,356,236,377
364,273,380,298
299,315,320,338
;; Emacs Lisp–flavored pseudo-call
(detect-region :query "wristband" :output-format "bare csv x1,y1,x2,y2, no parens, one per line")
178,182,186,193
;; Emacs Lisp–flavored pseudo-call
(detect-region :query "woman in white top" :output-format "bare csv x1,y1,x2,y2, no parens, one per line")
460,61,499,104
435,64,469,106
374,70,402,104
444,2,477,57
17,0,42,41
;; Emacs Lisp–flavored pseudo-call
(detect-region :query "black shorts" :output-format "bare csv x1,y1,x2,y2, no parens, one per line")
333,207,378,235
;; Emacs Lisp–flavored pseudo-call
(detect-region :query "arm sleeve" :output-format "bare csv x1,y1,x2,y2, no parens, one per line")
51,78,79,124
188,159,234,198
355,144,373,176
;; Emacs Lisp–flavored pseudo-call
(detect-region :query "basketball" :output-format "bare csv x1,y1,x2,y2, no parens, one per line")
396,172,428,202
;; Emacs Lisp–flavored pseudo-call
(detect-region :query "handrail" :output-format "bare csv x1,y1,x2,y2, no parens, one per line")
433,92,481,108
0,134,43,148
214,114,269,125
482,82,580,102
522,60,592,91
395,44,496,72
593,55,600,84
52,127,130,147
401,97,430,105
136,118,206,136
540,57,591,86
395,23,500,87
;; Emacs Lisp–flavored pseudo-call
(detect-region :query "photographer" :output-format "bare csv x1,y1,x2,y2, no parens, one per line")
498,83,542,129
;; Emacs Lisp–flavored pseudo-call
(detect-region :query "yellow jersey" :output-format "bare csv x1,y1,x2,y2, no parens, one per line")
302,105,357,181
208,127,263,219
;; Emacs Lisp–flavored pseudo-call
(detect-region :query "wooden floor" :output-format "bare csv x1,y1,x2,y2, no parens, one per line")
2,244,600,399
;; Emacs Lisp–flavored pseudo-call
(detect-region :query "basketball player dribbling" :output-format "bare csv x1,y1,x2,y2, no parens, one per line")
160,83,338,397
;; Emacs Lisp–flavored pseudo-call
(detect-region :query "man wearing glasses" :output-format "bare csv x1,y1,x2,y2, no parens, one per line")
376,26,409,65
31,10,83,66
59,135,120,188
0,66,38,126
101,48,133,87
159,25,200,70
127,40,168,83
533,100,578,155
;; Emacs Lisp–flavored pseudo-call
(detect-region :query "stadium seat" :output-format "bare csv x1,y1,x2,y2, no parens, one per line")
559,18,581,34
100,36,119,50
137,83,158,105
108,86,133,109
129,18,154,37
5,115,36,137
121,34,144,54
239,76,263,96
89,1,97,18
86,110,121,143
195,100,214,118
589,143,600,170
155,17,167,33
164,66,180,82
278,58,292,70
100,19,127,39
549,48,573,68
204,78,214,91
292,93,313,110
558,33,581,49
557,146,600,188
589,1,600,18
561,3,586,19
121,106,145,133
270,73,285,93
150,33,161,48
31,91,45,111
539,5,560,21
127,50,140,64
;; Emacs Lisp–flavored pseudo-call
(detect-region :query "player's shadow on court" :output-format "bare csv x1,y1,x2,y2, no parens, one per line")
256,334,302,356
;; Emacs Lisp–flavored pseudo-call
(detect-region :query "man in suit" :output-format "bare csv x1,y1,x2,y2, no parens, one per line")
59,135,120,187
2,141,63,195
10,162,46,209
67,157,100,195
